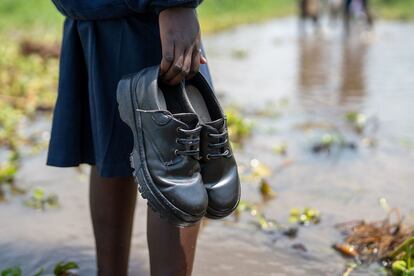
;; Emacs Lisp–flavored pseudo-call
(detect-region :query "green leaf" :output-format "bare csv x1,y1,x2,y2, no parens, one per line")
54,261,79,276
392,260,407,275
1,266,22,276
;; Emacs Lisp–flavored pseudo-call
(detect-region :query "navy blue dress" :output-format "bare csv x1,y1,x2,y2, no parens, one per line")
47,0,211,177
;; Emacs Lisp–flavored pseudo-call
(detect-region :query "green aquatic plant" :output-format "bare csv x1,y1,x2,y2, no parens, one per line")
54,261,79,276
225,109,253,146
0,36,58,201
0,150,24,202
24,186,59,210
0,261,78,276
272,142,287,156
311,132,357,154
346,111,367,134
259,178,276,200
1,266,22,276
289,207,321,225
389,237,414,276
230,49,248,60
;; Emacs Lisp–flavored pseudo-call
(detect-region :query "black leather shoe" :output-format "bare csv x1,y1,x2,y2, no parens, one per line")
185,73,241,219
117,66,208,226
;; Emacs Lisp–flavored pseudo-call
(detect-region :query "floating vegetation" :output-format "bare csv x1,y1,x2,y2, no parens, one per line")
235,200,298,236
0,36,58,201
345,111,379,135
24,187,59,210
1,261,79,276
346,111,368,134
1,266,22,276
289,207,321,225
230,49,248,60
334,209,414,265
0,151,24,202
53,261,79,276
272,142,288,156
249,159,271,179
259,178,276,201
226,109,253,146
311,132,357,154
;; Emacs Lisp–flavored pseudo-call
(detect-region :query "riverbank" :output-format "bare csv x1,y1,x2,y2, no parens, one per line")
0,0,293,35
2,0,413,35
374,0,414,21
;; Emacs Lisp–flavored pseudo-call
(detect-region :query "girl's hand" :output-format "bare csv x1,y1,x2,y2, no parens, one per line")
158,7,206,85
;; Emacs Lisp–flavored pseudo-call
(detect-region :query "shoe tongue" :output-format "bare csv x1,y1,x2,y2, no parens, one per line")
205,118,225,132
173,113,199,129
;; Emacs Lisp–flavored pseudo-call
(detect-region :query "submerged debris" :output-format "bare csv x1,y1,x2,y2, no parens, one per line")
20,39,60,59
334,209,414,264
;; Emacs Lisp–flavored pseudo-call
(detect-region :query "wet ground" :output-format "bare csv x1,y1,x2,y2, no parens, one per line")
1,18,414,275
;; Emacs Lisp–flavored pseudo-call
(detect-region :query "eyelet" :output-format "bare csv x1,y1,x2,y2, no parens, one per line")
205,154,211,160
176,127,180,133
174,149,179,156
175,138,179,144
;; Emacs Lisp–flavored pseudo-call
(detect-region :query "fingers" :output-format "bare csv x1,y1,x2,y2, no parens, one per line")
187,44,201,80
159,39,174,77
168,46,193,85
160,36,206,85
161,44,185,85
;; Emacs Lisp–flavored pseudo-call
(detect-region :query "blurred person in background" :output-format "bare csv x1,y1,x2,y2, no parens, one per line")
299,0,321,30
344,0,374,29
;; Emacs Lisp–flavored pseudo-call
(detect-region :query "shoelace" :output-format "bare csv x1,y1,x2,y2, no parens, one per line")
174,126,202,158
206,130,230,159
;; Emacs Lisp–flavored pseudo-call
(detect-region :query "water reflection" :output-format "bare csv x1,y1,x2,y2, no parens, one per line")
297,33,370,113
339,37,369,104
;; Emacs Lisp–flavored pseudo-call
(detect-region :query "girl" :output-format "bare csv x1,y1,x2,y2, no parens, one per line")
47,1,209,275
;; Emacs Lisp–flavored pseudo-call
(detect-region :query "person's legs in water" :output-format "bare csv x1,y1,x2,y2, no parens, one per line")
363,0,374,27
89,167,137,276
90,167,201,276
147,208,201,276
344,0,353,33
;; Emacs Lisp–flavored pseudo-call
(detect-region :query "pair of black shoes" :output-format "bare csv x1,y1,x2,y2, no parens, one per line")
117,66,240,226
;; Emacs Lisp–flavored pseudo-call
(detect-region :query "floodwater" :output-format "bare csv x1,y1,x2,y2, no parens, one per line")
1,18,414,275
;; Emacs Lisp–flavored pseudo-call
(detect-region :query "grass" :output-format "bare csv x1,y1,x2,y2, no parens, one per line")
373,0,414,21
0,0,293,34
0,0,413,35
0,0,63,35
198,0,294,33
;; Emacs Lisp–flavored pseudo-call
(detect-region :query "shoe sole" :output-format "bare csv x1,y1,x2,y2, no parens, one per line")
117,75,204,227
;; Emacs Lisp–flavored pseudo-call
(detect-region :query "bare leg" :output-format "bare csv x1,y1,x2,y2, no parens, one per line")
147,208,201,276
89,166,137,276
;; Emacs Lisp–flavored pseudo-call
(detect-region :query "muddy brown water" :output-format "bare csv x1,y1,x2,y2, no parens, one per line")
1,18,414,275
